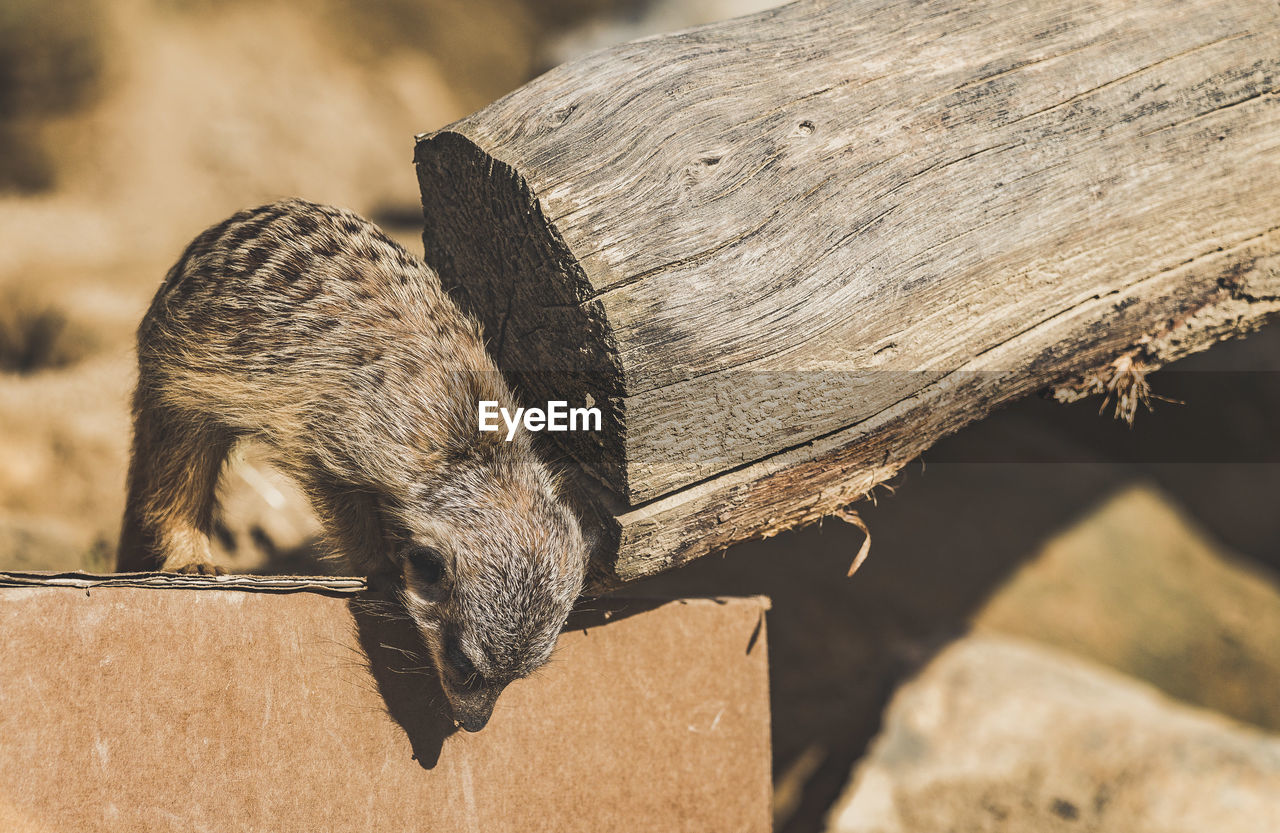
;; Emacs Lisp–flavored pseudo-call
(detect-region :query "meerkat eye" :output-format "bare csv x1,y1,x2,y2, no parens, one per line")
405,545,446,585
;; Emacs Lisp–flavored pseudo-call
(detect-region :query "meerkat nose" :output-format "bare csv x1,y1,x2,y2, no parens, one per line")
458,711,491,733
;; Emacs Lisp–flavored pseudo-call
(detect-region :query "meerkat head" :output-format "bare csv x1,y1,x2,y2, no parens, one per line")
391,456,588,732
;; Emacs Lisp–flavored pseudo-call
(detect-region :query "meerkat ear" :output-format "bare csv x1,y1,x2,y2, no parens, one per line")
560,495,606,563
579,520,603,559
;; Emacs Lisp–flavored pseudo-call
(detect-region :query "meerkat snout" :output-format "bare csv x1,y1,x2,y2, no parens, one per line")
436,630,500,732
392,466,588,731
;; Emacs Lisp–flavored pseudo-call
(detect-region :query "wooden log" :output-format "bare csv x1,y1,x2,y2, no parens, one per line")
414,0,1280,589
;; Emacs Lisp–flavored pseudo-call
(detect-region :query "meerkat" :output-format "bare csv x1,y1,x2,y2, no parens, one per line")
117,198,589,732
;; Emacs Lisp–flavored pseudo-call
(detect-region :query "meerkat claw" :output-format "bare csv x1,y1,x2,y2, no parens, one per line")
174,562,225,576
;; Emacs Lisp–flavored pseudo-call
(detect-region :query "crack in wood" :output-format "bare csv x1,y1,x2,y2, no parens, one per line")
1006,29,1259,127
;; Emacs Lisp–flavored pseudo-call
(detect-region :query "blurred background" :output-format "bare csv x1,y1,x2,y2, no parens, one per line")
2,1,1278,831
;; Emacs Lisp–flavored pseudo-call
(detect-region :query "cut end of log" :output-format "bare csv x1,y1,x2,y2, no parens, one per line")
414,130,631,494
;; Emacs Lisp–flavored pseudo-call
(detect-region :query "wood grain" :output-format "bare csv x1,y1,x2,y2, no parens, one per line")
415,0,1280,588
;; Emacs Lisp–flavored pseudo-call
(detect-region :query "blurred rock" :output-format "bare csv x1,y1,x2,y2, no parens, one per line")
974,483,1280,730
827,636,1280,833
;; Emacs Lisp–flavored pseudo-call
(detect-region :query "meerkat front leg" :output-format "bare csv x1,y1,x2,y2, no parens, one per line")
117,394,233,575
304,476,392,577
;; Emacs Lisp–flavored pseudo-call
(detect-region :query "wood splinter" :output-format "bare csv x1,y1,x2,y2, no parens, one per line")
834,508,872,578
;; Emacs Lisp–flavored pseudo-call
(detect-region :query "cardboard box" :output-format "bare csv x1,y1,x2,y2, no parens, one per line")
0,573,770,832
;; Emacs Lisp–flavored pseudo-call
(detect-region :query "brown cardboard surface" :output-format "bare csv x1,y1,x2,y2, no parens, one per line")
0,575,770,832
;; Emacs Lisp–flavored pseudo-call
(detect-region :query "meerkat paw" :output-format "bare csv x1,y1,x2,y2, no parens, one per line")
154,528,224,575
166,560,226,576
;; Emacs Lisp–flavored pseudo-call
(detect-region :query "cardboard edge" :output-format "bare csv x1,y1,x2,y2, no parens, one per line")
0,572,773,611
0,571,368,595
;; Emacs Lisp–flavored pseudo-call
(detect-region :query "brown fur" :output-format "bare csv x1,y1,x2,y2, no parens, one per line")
118,199,589,731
